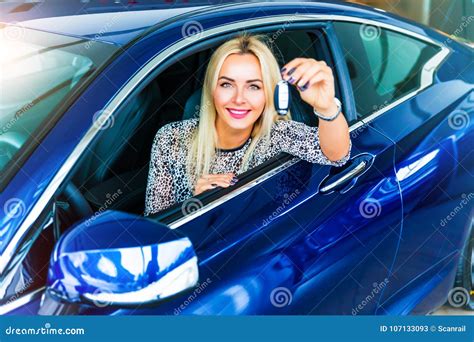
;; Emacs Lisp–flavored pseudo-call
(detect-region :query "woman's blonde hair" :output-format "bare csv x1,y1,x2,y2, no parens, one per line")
186,33,290,187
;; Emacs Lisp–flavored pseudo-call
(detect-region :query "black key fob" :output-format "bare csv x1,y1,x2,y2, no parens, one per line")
274,80,290,116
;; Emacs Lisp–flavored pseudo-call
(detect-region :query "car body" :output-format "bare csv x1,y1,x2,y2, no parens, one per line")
0,0,473,315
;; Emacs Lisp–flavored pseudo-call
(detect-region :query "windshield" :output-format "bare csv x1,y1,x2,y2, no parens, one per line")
0,23,118,174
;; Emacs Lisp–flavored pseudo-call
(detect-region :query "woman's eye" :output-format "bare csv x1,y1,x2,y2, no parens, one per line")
249,84,261,90
220,82,232,88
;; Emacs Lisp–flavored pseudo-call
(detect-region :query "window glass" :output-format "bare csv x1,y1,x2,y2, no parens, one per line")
333,22,441,119
0,24,117,174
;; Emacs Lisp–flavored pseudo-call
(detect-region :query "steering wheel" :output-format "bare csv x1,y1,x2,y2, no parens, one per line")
59,182,94,219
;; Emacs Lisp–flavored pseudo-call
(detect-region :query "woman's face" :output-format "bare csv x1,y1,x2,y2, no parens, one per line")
213,53,266,133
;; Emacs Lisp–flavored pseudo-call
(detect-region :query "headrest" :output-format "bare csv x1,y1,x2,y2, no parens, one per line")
182,87,203,120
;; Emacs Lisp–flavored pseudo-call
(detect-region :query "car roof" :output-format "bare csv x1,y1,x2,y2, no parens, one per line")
0,0,223,45
0,0,411,46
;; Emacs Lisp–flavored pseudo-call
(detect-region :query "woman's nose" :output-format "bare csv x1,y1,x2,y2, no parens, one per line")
232,87,246,104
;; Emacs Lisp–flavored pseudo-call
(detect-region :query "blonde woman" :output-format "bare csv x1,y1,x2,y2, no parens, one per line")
144,34,351,216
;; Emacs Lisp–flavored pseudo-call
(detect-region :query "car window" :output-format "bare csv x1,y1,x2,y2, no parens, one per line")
66,29,328,218
333,22,441,119
68,28,344,224
0,24,118,175
149,29,341,220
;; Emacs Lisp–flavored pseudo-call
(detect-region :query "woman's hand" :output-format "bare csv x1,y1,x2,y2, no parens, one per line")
193,173,238,195
281,58,337,116
281,57,351,163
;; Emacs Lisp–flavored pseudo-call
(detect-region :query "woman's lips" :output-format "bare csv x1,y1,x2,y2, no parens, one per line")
226,108,251,119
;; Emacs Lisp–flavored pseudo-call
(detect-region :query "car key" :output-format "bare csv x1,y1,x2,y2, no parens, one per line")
274,80,291,116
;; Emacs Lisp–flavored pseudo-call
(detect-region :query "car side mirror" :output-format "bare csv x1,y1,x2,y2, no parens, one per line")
40,210,198,312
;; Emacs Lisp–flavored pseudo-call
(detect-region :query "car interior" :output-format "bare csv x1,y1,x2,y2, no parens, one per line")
60,28,342,229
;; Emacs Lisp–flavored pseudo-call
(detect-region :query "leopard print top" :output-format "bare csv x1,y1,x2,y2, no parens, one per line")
144,118,351,216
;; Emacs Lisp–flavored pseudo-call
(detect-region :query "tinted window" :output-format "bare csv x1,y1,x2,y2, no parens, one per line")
333,22,441,119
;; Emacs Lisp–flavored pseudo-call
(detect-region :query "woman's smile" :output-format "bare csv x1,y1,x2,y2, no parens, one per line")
226,107,252,119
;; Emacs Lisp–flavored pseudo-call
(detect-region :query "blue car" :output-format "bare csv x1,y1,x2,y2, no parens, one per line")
0,0,473,315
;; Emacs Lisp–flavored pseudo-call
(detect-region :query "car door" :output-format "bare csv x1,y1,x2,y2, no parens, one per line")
111,19,404,316
159,128,400,316
333,20,474,314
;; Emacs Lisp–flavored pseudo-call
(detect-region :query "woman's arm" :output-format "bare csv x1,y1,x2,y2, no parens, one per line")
280,58,351,162
271,119,351,167
318,107,351,162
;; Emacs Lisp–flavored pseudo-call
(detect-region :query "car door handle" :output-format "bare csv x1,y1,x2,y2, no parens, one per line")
318,154,374,195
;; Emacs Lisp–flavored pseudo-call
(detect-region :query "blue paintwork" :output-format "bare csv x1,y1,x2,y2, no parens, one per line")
1,1,473,315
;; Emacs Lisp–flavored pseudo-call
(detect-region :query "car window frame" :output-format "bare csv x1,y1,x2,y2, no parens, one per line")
147,19,449,228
